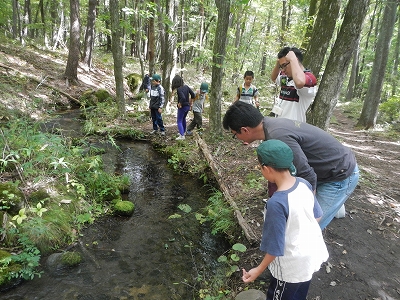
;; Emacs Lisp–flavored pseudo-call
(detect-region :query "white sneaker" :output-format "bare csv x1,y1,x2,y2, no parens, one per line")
175,135,185,140
150,130,157,134
160,131,165,136
335,204,346,218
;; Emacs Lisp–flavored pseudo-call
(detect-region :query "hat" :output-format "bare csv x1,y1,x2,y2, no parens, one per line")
151,74,161,81
257,140,297,176
200,82,209,92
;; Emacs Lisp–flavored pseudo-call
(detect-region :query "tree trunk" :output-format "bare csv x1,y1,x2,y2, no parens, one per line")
303,0,341,77
64,0,80,85
301,0,319,50
309,0,369,130
148,0,156,75
160,0,178,111
345,35,361,101
22,0,32,42
354,1,380,100
82,0,97,68
357,0,398,129
110,0,126,116
391,12,400,96
210,0,230,136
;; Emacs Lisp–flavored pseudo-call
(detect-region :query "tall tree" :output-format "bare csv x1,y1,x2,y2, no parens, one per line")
309,0,370,130
301,0,319,51
109,0,125,116
210,0,230,135
160,0,178,106
82,0,97,68
357,0,398,129
392,10,400,96
64,0,80,85
303,0,342,77
148,0,156,75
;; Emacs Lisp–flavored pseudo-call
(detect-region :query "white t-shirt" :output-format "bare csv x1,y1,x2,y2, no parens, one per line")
261,177,329,283
275,74,317,122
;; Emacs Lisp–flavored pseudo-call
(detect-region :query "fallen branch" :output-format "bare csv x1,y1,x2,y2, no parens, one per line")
194,132,259,245
0,63,81,106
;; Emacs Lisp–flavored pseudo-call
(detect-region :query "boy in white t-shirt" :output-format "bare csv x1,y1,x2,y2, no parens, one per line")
242,139,328,300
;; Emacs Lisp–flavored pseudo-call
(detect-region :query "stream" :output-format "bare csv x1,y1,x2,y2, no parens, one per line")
2,111,229,299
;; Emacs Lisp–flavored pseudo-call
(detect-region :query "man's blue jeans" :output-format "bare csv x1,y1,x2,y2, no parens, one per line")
316,164,359,229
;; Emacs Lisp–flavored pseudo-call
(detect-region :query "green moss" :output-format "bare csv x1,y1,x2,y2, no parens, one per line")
114,200,135,217
0,250,11,260
29,189,50,204
61,251,82,267
0,251,21,286
125,73,142,93
0,182,24,214
94,89,111,102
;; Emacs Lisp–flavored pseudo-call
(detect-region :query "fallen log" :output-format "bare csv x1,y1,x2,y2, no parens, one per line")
194,132,259,245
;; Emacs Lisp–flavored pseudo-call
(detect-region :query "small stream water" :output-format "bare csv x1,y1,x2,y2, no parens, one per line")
2,111,229,300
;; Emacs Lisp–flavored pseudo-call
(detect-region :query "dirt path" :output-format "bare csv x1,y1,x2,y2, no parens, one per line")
306,110,400,299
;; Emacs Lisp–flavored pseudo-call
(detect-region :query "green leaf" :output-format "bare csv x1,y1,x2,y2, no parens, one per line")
232,243,247,252
178,203,192,213
230,253,240,262
217,255,227,263
168,213,182,219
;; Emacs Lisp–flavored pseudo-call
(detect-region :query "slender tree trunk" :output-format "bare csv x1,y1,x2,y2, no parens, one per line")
357,0,398,129
82,0,97,68
110,0,126,116
309,0,369,130
345,35,361,101
148,0,156,75
210,0,230,135
64,0,80,85
161,0,178,111
196,1,205,71
301,0,319,50
354,1,379,99
303,0,341,77
22,0,31,42
391,11,400,96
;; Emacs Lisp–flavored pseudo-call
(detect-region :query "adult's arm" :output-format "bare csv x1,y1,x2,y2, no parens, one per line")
286,51,306,88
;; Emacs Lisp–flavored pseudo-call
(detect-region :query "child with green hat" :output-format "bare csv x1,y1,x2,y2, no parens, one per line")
242,139,328,300
186,82,209,135
149,74,166,135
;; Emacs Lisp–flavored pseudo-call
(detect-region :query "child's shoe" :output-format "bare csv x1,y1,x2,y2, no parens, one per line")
160,131,166,136
186,130,193,135
150,130,157,134
176,135,185,140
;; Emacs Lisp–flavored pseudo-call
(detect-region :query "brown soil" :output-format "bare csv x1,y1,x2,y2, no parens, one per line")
1,43,400,300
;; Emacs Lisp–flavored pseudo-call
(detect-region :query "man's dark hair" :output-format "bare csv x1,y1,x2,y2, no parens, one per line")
223,101,263,131
244,70,254,78
277,47,303,63
171,75,184,90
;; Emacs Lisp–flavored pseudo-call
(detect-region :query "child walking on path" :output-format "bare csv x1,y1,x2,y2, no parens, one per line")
186,82,209,135
171,75,195,140
149,74,166,135
235,70,260,109
242,139,328,300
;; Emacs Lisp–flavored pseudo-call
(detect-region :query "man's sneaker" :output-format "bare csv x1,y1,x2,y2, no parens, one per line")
335,204,346,218
150,130,157,134
186,130,193,135
176,135,185,140
160,131,166,136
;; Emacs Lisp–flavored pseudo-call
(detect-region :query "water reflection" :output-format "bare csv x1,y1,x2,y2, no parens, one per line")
2,141,228,299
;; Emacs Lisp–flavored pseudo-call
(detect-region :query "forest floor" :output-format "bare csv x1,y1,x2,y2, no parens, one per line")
1,42,399,300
